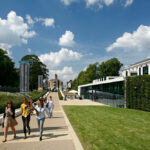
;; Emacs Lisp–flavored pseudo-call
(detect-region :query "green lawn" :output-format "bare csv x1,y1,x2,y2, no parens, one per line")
63,106,150,150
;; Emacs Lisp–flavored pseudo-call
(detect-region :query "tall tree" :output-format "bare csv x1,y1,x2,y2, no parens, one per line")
72,63,98,90
98,58,123,78
0,49,19,87
21,55,48,90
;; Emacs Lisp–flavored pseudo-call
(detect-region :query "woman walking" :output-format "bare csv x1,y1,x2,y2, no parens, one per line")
35,99,46,141
46,96,54,118
2,101,18,142
21,98,32,139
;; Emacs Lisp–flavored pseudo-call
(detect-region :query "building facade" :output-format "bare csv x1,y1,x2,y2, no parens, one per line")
78,58,150,108
121,58,150,77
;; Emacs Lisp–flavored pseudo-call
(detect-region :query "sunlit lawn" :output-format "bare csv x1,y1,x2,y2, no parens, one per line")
64,106,150,150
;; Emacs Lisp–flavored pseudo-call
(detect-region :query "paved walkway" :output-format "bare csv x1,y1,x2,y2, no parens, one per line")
60,99,107,106
0,92,83,150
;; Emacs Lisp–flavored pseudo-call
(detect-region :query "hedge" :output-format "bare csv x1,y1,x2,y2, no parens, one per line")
0,90,48,114
126,75,150,111
58,90,63,100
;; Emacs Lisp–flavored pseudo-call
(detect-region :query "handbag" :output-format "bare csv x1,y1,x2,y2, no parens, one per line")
11,118,18,126
46,103,49,108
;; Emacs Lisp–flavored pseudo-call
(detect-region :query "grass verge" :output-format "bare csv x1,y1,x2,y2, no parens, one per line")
63,106,150,150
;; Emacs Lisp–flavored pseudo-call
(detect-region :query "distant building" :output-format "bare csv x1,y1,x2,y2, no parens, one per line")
20,61,29,93
38,75,43,91
121,58,150,77
48,74,63,91
67,80,72,90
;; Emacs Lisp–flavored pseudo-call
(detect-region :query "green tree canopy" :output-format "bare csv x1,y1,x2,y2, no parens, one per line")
72,58,123,90
0,49,19,87
98,58,123,78
21,55,48,90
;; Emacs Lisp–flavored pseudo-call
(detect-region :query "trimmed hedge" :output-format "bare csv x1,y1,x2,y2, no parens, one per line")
126,75,150,111
0,90,48,114
58,90,63,100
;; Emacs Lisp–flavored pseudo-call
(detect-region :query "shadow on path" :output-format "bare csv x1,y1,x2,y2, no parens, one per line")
0,126,68,136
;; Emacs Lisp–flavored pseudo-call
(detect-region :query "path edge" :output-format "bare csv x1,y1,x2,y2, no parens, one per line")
59,100,84,150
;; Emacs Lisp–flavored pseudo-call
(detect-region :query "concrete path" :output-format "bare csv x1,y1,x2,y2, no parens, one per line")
0,92,83,150
60,99,107,106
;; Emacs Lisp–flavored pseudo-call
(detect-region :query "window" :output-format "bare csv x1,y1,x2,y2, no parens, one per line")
126,71,128,77
143,65,148,75
139,68,141,75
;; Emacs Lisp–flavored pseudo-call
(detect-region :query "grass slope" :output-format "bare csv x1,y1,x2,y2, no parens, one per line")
64,106,150,150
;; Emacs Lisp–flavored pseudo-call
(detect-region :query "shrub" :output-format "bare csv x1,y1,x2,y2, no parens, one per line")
126,75,150,111
58,90,63,100
0,90,48,114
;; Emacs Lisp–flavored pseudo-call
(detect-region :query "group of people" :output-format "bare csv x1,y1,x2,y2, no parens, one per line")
2,96,54,142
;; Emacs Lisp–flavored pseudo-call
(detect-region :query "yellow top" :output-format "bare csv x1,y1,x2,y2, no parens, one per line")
21,103,31,117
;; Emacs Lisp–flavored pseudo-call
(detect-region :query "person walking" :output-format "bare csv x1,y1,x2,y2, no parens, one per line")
20,98,32,139
35,99,46,141
46,96,54,118
2,101,18,143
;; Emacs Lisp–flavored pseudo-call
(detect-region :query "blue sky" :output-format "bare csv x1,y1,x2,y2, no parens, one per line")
0,0,150,82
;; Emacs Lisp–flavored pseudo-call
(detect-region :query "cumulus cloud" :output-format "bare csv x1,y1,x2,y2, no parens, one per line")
106,25,150,52
60,0,134,8
60,0,77,5
0,11,36,49
49,66,77,82
35,18,55,27
26,15,34,25
124,0,134,7
59,30,75,47
39,48,82,68
86,0,114,7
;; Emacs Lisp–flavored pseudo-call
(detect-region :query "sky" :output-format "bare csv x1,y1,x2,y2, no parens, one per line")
0,0,150,82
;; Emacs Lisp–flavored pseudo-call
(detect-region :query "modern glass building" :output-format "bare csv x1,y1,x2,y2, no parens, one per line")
78,58,150,108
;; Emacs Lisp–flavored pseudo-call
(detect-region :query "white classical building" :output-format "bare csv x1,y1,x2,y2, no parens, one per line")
121,58,150,77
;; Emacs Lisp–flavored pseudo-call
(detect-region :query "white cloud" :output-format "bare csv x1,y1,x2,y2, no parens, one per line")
0,11,36,49
124,0,134,7
6,50,12,58
60,0,77,5
106,25,150,52
59,30,75,47
26,15,34,25
39,48,82,68
35,18,55,28
60,0,134,8
28,48,31,53
86,0,114,7
49,66,77,82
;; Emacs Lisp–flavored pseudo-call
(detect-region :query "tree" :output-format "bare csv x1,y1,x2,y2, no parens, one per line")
21,55,48,90
0,49,19,87
98,58,123,78
72,58,123,90
72,63,98,90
